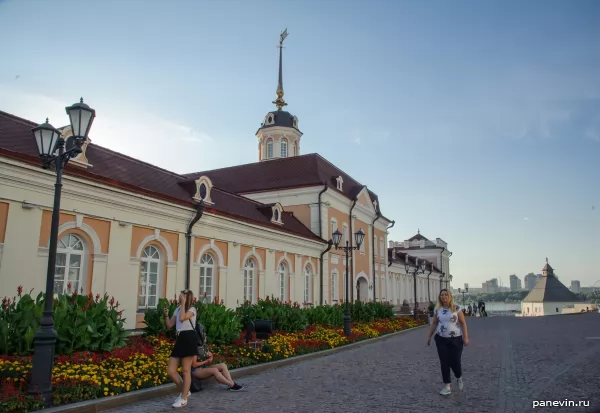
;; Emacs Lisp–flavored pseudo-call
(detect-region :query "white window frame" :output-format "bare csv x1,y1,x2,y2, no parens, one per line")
280,138,288,157
266,139,274,159
379,238,384,258
330,218,337,237
278,262,287,301
331,270,338,302
55,234,86,295
199,253,215,304
244,258,255,303
342,224,348,246
139,245,161,309
304,265,312,304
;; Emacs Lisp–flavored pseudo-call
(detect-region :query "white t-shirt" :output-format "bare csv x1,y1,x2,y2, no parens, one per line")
174,306,196,332
434,305,463,338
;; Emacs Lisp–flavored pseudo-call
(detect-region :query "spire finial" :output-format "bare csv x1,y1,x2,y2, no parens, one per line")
418,228,420,234
272,29,288,111
546,257,548,264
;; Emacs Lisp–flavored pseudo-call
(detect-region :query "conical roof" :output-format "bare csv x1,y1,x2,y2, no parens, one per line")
522,260,581,303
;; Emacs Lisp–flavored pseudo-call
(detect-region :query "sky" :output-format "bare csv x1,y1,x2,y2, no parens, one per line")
0,0,599,289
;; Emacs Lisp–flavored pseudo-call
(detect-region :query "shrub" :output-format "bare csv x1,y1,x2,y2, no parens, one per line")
143,297,242,345
0,286,128,356
235,297,308,332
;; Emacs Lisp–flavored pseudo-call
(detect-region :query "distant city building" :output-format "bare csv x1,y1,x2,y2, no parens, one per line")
571,280,581,293
482,278,499,293
524,273,539,290
509,274,522,291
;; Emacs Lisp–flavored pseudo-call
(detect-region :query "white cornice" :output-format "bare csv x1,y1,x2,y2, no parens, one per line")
239,185,324,200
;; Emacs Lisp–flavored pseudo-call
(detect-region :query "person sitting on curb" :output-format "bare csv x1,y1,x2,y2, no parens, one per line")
191,351,244,391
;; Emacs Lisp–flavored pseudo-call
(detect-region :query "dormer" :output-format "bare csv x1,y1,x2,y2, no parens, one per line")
56,126,92,169
193,176,214,205
271,202,284,225
335,176,344,191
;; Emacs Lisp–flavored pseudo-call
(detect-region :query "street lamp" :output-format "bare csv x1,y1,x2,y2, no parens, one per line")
425,261,432,302
332,227,365,336
404,255,426,320
28,98,95,405
458,287,468,306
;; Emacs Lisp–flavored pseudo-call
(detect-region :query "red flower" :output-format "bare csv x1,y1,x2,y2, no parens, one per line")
17,285,23,297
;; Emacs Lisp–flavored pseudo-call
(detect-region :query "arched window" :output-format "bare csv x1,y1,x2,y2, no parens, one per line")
292,143,296,156
331,270,338,302
266,139,273,159
200,253,215,303
304,265,312,304
278,263,287,301
330,218,337,238
280,138,288,157
244,258,255,303
55,234,85,294
139,245,161,308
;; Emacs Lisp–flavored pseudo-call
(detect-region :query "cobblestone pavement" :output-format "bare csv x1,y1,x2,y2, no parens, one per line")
106,314,600,413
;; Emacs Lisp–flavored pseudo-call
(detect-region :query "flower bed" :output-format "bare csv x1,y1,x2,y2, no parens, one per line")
0,317,423,412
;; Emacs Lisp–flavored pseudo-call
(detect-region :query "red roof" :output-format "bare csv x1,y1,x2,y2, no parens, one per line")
0,110,325,243
183,153,390,220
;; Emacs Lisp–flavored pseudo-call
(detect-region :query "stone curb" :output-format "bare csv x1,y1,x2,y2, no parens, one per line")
35,324,427,413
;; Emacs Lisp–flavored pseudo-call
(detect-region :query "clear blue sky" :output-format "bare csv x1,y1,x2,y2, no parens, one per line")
1,0,599,288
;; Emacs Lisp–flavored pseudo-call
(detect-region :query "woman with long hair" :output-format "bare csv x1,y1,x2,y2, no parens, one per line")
164,289,198,408
426,288,469,395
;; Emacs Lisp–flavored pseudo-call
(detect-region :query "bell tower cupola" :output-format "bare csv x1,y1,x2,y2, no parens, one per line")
256,28,303,162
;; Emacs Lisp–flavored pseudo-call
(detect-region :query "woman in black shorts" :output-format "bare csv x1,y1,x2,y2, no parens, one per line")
165,289,198,408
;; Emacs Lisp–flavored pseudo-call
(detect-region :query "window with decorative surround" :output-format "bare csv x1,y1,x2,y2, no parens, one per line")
193,176,214,205
271,203,284,225
278,263,287,301
139,245,161,308
244,259,255,303
266,139,274,159
280,138,288,157
304,265,312,304
200,253,215,303
55,234,85,294
331,270,338,302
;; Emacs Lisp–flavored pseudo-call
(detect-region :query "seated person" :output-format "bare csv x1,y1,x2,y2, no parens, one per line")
191,351,244,391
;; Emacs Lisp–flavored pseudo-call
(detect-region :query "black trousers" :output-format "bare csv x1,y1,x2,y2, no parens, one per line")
434,334,464,384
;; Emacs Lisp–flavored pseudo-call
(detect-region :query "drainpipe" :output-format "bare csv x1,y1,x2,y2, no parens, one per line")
348,193,359,302
370,212,381,302
379,219,395,302
319,239,333,305
317,183,328,237
185,201,205,289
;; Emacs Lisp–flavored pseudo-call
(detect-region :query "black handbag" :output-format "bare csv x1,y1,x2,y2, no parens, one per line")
190,377,203,393
189,319,210,360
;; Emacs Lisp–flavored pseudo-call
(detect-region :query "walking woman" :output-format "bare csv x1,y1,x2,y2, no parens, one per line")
165,289,198,408
426,288,469,395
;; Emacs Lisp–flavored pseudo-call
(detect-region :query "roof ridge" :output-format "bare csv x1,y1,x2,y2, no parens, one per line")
314,153,379,199
0,110,38,127
183,153,318,178
89,144,187,179
211,186,264,205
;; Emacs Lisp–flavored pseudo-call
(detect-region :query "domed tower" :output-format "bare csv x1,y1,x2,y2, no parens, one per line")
256,29,303,162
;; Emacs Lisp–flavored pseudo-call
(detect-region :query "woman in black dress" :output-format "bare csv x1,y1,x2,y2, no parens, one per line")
165,289,198,408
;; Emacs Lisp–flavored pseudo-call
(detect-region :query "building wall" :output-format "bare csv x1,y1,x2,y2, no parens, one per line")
0,156,325,330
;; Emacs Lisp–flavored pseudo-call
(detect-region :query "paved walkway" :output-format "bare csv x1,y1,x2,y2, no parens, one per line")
107,314,600,413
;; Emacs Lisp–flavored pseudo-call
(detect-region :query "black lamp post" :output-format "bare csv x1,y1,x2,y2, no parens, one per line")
404,256,427,320
28,98,95,405
332,227,365,336
458,287,468,306
425,262,432,302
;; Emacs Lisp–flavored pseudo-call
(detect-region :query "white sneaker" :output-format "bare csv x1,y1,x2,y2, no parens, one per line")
172,392,190,408
457,377,464,390
172,398,187,408
439,386,451,395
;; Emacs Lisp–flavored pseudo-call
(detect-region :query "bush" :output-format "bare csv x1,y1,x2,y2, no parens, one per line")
235,296,308,332
143,297,242,345
0,286,128,356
